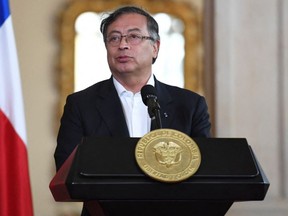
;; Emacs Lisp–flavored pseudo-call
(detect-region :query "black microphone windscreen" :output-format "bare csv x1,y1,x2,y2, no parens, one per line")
141,85,157,105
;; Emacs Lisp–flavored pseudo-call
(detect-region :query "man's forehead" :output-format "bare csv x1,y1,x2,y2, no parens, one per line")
107,13,148,32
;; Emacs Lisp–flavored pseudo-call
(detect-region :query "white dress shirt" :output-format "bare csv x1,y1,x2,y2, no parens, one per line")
113,75,154,137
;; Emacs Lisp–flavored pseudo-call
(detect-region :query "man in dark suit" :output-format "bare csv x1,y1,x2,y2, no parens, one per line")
54,6,211,216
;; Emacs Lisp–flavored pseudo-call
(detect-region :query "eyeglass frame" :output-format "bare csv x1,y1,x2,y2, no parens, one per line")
105,33,155,46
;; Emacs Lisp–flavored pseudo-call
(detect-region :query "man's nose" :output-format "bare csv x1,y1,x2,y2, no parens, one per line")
119,35,129,49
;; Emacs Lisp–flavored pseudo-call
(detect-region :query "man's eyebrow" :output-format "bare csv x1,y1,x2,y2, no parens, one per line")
107,30,121,36
108,28,142,35
127,28,142,33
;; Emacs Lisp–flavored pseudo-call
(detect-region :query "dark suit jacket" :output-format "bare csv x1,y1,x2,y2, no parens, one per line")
54,76,211,171
54,76,211,215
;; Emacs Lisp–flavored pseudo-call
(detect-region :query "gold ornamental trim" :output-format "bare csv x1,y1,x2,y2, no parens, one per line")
135,129,201,183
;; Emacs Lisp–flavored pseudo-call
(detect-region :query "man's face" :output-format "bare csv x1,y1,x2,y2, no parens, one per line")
105,13,159,78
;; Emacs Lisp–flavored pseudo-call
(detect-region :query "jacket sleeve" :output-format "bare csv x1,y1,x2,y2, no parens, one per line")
54,95,84,171
190,96,211,137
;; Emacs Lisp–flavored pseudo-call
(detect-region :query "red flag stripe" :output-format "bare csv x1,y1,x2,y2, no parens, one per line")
0,110,33,215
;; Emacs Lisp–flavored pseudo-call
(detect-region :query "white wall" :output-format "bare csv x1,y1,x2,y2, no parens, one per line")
215,0,288,215
9,0,288,215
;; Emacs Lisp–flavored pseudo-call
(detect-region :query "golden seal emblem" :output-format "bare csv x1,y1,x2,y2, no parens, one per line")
135,129,201,183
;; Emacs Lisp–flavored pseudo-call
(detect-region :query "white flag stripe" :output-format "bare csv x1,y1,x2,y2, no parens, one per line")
0,16,27,144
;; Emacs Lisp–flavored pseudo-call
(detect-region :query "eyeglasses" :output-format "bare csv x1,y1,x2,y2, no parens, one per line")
106,33,155,46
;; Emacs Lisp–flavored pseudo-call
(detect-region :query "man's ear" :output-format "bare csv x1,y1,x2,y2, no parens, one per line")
152,40,160,64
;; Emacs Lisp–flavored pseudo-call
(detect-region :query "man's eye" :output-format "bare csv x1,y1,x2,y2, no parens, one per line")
109,36,120,41
129,34,140,39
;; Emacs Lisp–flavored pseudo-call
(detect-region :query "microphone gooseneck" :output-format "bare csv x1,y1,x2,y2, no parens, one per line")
141,85,162,129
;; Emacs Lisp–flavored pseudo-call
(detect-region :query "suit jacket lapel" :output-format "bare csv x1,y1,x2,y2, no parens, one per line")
95,78,130,137
154,79,174,129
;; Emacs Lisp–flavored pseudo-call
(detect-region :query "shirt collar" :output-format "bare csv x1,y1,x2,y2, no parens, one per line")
113,74,155,96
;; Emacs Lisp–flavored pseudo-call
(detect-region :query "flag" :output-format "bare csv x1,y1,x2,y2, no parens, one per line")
0,0,33,215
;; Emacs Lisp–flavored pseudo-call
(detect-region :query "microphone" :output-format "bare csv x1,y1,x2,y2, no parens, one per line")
141,85,162,129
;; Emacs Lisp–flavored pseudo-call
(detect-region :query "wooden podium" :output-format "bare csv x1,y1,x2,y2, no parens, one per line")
50,137,269,216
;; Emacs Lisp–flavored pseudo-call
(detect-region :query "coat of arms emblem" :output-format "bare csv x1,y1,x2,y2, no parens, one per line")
154,141,182,167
